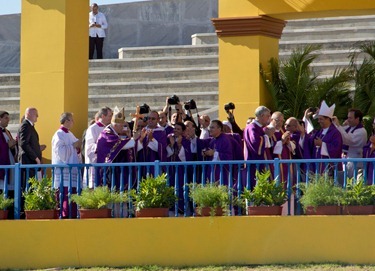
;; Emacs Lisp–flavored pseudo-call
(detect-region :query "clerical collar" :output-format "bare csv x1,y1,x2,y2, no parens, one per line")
322,127,329,135
254,120,263,127
96,121,105,127
60,125,69,133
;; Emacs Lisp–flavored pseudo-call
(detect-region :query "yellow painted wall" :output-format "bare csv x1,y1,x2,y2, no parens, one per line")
1,216,375,269
220,0,375,19
20,0,89,162
218,36,279,126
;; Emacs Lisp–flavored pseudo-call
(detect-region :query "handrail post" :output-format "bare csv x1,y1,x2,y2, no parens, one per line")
14,163,21,219
154,160,160,177
274,158,280,184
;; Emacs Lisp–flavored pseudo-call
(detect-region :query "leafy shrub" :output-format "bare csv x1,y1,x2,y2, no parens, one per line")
189,182,231,215
299,176,344,211
241,170,287,206
134,174,176,211
71,186,126,209
0,192,13,210
24,177,57,211
342,178,375,206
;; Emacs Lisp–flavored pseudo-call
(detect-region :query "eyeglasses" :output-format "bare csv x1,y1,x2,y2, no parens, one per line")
148,117,157,120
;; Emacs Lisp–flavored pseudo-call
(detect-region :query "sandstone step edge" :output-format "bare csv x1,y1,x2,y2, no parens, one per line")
89,91,218,99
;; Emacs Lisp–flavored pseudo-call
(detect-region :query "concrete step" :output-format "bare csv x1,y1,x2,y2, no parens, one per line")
281,26,375,41
0,85,20,97
118,44,218,59
88,79,218,95
279,37,375,51
88,67,218,83
89,55,218,70
279,49,365,64
285,15,375,30
0,73,20,86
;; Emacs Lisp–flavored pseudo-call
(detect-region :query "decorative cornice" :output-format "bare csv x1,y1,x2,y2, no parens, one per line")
211,16,286,39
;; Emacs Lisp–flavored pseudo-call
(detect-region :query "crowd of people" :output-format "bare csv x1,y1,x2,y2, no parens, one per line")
0,96,374,218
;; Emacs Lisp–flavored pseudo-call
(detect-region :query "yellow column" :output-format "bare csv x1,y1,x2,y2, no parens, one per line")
212,15,285,126
21,0,89,162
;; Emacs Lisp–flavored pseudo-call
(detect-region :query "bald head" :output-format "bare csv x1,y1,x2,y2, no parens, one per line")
270,111,284,130
25,107,38,123
285,117,298,133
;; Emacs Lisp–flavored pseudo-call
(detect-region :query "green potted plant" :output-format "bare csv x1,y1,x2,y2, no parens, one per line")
134,173,177,217
299,175,344,215
189,182,231,216
241,170,287,216
0,192,14,220
342,178,375,215
23,177,58,219
71,186,127,219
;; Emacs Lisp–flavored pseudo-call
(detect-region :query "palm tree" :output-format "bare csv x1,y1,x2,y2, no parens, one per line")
261,45,353,120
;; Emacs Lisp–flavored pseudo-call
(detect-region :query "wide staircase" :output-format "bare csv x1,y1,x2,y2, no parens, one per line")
1,15,375,135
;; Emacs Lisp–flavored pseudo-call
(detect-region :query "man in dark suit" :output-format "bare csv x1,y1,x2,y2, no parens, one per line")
18,107,46,188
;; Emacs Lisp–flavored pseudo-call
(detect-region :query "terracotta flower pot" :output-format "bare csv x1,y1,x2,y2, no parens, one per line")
248,206,283,216
136,208,169,217
79,208,112,219
342,205,375,215
305,206,341,215
0,210,9,220
195,207,224,216
25,209,58,220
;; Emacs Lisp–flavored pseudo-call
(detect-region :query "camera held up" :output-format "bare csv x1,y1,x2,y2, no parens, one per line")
224,102,235,112
139,103,150,115
184,99,197,111
168,95,180,105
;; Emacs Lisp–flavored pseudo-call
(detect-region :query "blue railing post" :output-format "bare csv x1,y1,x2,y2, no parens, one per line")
154,160,160,177
274,158,280,184
14,163,21,219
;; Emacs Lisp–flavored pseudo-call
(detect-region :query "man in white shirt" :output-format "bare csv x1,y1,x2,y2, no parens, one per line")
89,3,108,59
333,108,367,178
84,106,113,188
51,112,81,218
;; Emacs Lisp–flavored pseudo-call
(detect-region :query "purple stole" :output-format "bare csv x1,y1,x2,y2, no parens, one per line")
139,129,167,162
97,126,130,163
0,128,11,180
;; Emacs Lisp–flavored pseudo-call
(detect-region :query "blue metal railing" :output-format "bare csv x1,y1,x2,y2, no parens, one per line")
1,157,375,219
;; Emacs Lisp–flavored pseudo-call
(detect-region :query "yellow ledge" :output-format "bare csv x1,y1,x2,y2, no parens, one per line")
1,216,375,269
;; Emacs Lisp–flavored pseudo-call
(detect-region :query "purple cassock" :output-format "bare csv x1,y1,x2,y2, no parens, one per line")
136,128,168,178
205,133,234,186
96,126,133,189
0,130,11,181
307,124,343,174
363,141,375,185
270,130,293,186
167,136,192,213
243,121,271,188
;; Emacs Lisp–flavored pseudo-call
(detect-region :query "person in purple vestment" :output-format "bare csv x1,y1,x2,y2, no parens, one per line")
136,111,168,177
363,120,375,185
202,120,234,186
158,111,174,136
166,122,192,213
243,106,274,188
304,101,343,175
96,107,135,189
268,112,294,186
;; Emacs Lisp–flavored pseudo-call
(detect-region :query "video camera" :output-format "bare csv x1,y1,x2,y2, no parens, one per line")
184,99,197,111
224,102,235,112
139,103,150,115
168,95,180,105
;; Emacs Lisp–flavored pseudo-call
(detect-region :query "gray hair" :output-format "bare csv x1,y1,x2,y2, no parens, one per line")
254,106,270,118
60,112,73,124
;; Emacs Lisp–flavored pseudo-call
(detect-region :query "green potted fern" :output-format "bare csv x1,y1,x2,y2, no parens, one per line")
0,192,14,219
23,177,58,219
134,174,176,217
299,175,344,215
189,182,231,216
342,178,375,215
241,170,287,216
71,186,127,219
